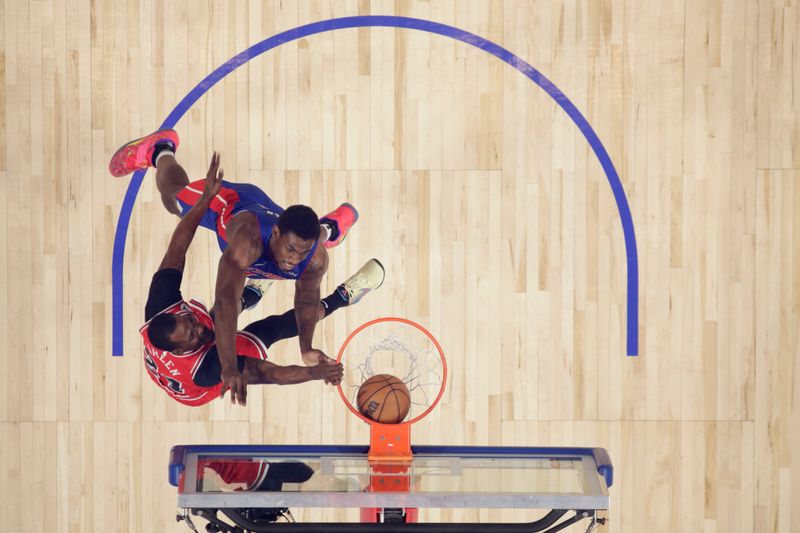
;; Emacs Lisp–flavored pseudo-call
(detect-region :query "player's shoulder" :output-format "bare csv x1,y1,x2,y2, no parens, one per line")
225,215,264,265
306,243,329,274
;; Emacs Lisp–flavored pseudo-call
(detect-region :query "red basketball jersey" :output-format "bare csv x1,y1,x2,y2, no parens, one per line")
139,299,269,406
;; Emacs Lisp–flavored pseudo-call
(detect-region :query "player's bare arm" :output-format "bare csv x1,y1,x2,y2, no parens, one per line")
157,152,223,272
295,245,332,368
243,359,344,386
214,211,263,405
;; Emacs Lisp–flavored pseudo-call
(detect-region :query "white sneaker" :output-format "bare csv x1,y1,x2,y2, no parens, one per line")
241,280,274,311
337,259,385,305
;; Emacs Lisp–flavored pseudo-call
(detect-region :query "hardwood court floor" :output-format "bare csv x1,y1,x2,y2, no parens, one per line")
1,1,798,531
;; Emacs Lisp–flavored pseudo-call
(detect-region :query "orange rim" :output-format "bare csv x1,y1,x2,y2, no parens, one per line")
336,316,447,426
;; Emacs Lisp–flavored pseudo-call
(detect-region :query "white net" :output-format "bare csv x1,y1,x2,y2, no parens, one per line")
339,319,446,423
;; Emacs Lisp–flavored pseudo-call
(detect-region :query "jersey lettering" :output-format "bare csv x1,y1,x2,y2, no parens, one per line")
162,376,185,394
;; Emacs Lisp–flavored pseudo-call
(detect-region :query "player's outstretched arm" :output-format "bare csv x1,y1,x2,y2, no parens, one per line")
244,359,343,386
294,245,332,367
157,152,222,272
214,212,262,405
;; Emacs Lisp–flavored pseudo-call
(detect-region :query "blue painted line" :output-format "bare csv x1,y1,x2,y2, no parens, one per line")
112,15,638,356
111,169,146,355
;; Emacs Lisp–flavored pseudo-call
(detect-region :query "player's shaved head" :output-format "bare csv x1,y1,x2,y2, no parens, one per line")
277,205,320,242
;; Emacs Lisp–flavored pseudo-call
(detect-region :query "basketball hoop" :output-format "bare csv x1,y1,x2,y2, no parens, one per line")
336,317,447,461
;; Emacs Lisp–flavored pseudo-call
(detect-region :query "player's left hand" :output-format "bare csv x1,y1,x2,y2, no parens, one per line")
201,151,223,200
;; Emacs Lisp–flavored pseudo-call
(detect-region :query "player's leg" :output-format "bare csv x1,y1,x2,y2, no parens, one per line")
242,259,385,348
173,178,241,240
319,203,359,248
240,280,272,312
240,307,324,351
255,462,314,490
108,128,188,215
153,150,189,216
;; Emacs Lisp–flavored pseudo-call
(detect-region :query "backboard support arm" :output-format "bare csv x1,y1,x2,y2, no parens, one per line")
186,508,606,533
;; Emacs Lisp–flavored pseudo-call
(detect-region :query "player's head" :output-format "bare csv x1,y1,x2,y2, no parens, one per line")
149,312,215,354
271,205,320,272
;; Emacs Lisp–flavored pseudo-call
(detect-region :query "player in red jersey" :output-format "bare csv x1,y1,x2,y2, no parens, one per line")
198,458,313,492
111,129,363,406
197,458,314,525
140,152,384,406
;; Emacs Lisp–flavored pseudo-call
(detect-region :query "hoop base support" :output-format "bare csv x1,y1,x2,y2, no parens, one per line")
368,422,412,461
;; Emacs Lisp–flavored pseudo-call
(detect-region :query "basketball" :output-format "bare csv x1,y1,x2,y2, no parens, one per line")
356,374,411,424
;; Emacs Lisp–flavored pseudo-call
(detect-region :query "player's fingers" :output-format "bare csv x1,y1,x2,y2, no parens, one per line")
230,387,238,404
239,381,247,406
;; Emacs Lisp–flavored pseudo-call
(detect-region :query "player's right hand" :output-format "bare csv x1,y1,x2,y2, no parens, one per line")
310,361,344,385
220,366,247,406
301,348,336,367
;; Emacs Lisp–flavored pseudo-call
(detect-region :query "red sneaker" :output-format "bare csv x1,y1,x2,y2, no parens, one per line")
320,203,359,249
108,129,180,177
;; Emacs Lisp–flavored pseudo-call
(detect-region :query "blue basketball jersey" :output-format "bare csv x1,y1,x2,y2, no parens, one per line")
177,180,318,280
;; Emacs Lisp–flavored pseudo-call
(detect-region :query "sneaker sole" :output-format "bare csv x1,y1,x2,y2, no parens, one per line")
370,258,385,290
108,129,179,177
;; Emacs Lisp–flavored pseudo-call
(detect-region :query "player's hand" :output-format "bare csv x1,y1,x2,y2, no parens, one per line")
220,365,247,406
201,151,223,200
310,361,344,385
301,349,338,384
302,348,335,366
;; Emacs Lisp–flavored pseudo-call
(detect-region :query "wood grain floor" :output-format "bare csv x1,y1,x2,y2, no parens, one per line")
1,0,798,531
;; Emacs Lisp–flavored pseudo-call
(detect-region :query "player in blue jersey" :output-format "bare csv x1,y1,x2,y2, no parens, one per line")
110,129,368,406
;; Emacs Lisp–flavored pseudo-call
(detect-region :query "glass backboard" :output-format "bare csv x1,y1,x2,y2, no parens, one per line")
170,445,612,514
